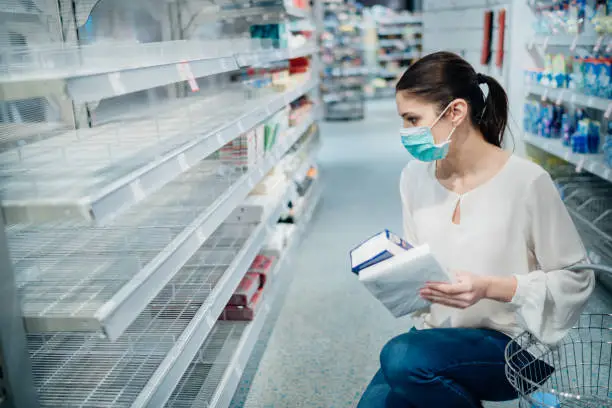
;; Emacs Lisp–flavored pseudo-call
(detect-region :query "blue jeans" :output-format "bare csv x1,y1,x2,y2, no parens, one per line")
358,327,548,408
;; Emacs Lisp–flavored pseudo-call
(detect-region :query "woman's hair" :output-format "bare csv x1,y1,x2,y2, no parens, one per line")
396,51,508,147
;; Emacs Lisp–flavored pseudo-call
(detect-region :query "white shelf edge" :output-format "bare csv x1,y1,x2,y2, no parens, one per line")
20,106,318,342
0,44,317,103
524,133,612,183
131,181,295,408
208,177,322,408
1,78,319,225
378,52,416,61
526,84,612,112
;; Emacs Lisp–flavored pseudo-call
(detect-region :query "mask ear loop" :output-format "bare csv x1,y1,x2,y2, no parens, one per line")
430,101,454,129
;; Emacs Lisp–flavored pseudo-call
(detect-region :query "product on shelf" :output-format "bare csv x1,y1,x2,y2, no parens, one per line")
524,99,602,154
228,272,261,306
248,254,276,288
219,289,263,321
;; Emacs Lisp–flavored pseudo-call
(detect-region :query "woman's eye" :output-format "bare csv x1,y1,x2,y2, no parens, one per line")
404,118,418,126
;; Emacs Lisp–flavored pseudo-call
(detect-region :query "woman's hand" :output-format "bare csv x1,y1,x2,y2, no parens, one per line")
420,272,517,308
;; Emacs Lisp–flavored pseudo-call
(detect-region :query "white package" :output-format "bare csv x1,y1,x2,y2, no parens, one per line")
358,244,451,318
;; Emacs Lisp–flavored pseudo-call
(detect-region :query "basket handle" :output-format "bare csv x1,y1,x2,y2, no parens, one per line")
567,263,612,276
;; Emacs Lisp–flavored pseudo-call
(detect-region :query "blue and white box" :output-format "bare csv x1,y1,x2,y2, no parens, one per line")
350,230,412,274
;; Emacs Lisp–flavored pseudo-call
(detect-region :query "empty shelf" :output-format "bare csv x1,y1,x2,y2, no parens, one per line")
165,175,322,408
1,78,319,224
0,40,316,103
9,110,317,341
27,218,265,408
524,133,612,183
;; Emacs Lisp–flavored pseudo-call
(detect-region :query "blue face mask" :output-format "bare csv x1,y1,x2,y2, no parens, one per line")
400,103,457,162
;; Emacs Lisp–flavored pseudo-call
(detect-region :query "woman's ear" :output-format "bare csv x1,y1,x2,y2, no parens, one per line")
449,99,469,126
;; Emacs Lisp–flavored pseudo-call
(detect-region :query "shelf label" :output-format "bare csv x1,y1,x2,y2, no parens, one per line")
604,168,611,180
607,39,612,54
594,35,604,53
542,36,550,51
238,121,245,132
196,227,206,244
605,102,612,119
555,89,566,106
541,88,549,102
586,161,596,173
563,151,571,161
216,132,224,145
234,365,243,379
108,72,126,95
176,62,200,92
178,153,189,171
575,157,585,173
570,93,578,104
587,96,595,107
206,314,215,329
570,34,579,52
130,180,145,201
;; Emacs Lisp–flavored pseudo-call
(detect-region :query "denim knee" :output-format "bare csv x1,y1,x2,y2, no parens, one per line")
380,332,435,386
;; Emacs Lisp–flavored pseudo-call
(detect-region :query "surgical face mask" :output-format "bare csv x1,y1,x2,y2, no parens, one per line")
400,103,457,162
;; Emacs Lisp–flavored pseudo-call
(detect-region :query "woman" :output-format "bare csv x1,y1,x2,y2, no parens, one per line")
357,52,595,407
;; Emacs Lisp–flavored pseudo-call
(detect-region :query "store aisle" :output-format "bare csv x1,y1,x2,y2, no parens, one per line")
238,100,612,408
240,99,411,407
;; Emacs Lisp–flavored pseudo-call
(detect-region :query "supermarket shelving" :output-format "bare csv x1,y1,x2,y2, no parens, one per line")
22,110,320,408
526,84,612,113
524,133,612,183
8,108,319,341
378,52,416,61
0,41,317,103
529,33,611,52
165,176,322,408
1,78,319,225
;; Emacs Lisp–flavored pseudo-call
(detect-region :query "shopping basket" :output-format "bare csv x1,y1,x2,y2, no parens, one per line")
504,264,612,408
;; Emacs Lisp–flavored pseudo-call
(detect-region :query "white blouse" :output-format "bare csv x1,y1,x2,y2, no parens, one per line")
400,155,595,345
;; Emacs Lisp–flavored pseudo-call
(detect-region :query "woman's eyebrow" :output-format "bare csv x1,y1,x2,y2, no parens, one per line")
400,112,419,119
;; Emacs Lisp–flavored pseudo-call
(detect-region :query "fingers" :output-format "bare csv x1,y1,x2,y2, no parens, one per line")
421,294,471,309
425,281,470,295
420,288,477,309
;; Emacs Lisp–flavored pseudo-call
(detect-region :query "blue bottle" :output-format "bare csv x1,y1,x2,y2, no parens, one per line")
572,120,589,154
587,121,601,154
561,113,574,146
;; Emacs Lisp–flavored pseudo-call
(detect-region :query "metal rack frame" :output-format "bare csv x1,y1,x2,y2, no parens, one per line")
0,1,320,406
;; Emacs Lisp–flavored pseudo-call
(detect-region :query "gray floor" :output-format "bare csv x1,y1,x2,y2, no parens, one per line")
241,100,612,408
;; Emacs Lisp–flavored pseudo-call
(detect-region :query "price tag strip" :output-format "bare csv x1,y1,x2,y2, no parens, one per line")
176,62,200,92
108,72,127,95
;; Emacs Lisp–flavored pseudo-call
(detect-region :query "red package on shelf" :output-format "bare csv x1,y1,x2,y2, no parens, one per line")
220,289,263,321
228,272,261,306
248,255,276,288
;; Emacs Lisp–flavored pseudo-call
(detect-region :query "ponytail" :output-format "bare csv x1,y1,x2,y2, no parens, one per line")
396,51,509,148
477,74,508,148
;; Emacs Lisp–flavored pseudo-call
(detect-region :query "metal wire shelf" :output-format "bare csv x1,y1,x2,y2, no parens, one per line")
165,173,321,408
556,177,612,267
1,77,319,224
27,221,258,408
7,107,317,342
0,39,316,103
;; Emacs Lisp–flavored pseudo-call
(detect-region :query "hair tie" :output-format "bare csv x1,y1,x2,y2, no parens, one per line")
476,73,486,84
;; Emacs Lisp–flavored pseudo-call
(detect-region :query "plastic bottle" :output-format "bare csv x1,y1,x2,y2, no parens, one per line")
587,121,601,153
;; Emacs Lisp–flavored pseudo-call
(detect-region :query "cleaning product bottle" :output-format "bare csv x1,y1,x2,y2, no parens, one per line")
587,120,601,153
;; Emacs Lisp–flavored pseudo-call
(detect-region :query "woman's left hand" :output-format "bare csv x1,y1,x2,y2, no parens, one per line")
420,271,491,309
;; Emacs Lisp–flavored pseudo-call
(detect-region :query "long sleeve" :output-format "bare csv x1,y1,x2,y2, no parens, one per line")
510,172,595,345
399,165,420,245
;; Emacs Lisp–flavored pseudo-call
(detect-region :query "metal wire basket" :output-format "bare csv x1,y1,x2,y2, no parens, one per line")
505,264,612,408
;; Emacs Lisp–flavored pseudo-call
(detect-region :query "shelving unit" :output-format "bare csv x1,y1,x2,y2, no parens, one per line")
365,10,422,99
320,0,366,120
521,2,612,282
0,1,320,407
